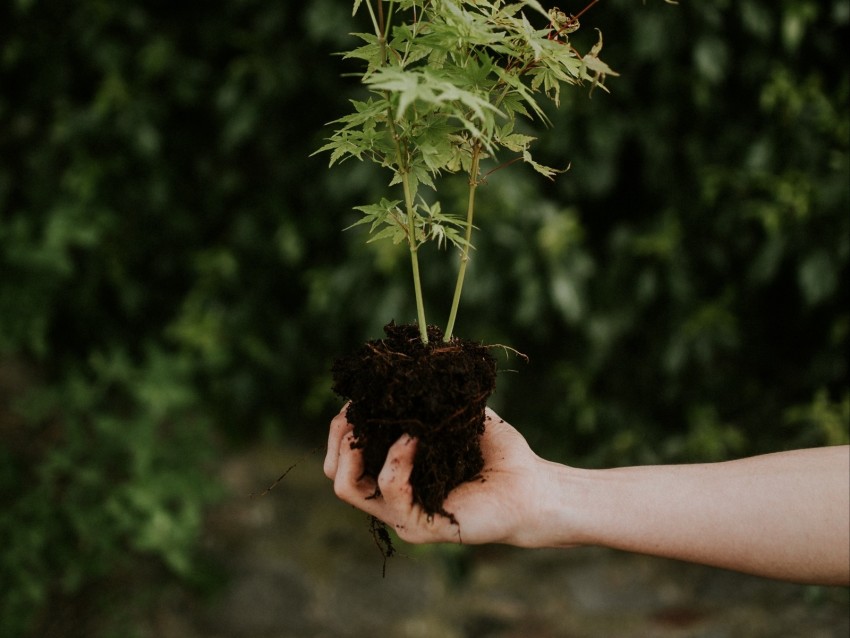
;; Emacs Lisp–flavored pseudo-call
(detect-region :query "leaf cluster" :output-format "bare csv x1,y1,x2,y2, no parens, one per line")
317,0,616,252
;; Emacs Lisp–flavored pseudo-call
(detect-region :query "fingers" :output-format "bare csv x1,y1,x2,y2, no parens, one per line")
323,404,381,511
323,403,351,479
333,430,375,504
378,435,466,544
377,434,417,507
327,429,431,538
332,433,417,514
323,406,462,544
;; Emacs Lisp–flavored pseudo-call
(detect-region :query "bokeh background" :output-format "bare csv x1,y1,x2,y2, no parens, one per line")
1,0,848,636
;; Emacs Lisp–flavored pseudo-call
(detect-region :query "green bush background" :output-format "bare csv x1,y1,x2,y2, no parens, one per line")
1,0,847,635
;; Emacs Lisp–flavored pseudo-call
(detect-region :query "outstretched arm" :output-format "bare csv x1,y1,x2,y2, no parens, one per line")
558,441,850,585
324,406,850,586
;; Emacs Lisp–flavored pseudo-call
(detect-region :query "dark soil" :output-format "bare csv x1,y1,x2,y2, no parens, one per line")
331,322,497,519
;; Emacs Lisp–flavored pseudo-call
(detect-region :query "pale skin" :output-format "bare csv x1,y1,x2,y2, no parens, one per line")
324,405,850,587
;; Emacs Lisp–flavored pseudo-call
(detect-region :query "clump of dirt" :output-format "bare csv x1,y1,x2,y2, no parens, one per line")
331,322,497,519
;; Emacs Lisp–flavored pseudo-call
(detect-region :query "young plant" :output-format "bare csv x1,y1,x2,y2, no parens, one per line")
317,0,616,344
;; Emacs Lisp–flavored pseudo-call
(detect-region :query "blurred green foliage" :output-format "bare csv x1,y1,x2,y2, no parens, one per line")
0,0,847,635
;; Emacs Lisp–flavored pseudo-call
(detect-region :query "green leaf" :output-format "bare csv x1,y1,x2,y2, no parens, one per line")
500,131,536,153
342,33,384,71
582,29,620,91
420,138,455,172
522,148,567,180
365,66,501,125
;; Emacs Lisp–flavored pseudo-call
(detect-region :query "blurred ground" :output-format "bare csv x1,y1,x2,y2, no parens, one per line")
151,443,849,638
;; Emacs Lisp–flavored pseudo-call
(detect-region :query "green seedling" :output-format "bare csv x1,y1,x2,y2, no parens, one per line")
316,0,616,343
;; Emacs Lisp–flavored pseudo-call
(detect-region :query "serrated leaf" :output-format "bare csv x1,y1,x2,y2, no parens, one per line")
411,162,436,190
582,29,619,92
365,66,501,127
348,198,412,246
523,148,567,180
501,132,536,152
366,225,407,245
420,139,455,172
519,13,543,60
519,0,552,21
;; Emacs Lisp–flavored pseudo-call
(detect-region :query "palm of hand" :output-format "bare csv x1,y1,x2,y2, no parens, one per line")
383,409,544,546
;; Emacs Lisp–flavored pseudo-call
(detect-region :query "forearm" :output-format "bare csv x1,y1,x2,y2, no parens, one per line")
540,446,850,585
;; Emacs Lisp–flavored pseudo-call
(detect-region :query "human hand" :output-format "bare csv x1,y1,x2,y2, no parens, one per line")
325,403,850,584
323,404,563,547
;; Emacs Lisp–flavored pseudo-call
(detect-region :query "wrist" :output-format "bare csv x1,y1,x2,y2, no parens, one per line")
515,457,595,548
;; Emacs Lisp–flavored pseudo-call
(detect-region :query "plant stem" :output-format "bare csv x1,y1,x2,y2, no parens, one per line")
369,0,428,342
441,51,531,343
401,170,429,343
444,142,482,342
385,92,428,343
364,0,381,37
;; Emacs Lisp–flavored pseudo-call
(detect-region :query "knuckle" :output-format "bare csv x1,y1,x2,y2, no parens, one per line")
333,478,356,502
377,469,409,500
332,478,347,499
